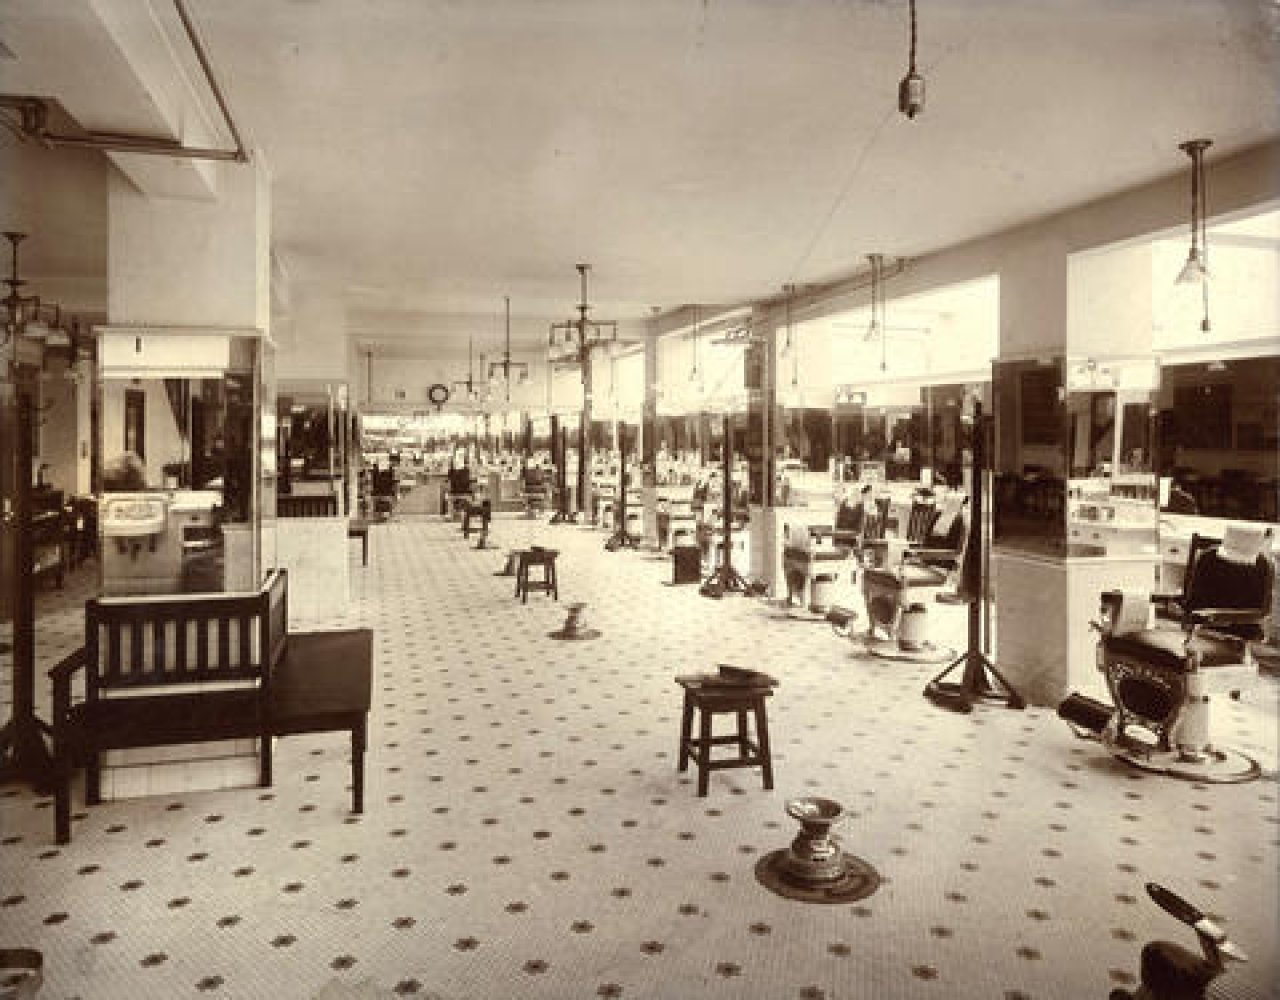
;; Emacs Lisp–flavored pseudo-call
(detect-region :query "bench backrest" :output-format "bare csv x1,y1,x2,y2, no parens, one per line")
82,569,289,700
278,493,338,517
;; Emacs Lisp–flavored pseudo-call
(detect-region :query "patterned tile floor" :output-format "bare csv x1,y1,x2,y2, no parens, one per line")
2,511,1278,999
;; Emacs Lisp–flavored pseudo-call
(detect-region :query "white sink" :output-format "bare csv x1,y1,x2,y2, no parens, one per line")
101,496,168,537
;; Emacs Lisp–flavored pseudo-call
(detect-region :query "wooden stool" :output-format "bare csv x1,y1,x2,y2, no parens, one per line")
515,547,559,603
677,674,775,796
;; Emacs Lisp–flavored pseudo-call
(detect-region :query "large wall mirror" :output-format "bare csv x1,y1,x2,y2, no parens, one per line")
277,381,349,507
1156,356,1278,523
96,329,266,595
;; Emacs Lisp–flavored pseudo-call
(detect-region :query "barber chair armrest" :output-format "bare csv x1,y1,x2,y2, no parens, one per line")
1185,608,1267,629
904,545,958,565
1150,592,1186,614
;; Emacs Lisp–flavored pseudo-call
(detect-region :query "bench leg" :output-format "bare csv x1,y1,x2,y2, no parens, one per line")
754,701,774,791
260,734,273,789
351,720,367,814
54,743,72,845
85,751,101,806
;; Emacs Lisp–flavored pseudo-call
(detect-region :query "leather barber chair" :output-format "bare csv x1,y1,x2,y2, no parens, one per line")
1060,528,1274,783
860,497,967,645
447,466,474,520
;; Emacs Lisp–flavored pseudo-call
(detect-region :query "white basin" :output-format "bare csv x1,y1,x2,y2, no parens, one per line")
102,496,168,537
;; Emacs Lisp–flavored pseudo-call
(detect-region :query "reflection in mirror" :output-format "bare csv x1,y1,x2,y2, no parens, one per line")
99,355,259,595
1156,356,1278,523
992,358,1067,556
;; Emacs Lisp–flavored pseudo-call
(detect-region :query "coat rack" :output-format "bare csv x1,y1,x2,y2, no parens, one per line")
0,384,56,790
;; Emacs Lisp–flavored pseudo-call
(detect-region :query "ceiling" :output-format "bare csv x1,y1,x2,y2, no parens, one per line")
3,0,1279,361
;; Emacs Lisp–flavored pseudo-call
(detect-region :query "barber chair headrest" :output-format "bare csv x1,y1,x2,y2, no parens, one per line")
786,524,811,550
929,495,966,540
1219,525,1271,565
1102,589,1154,635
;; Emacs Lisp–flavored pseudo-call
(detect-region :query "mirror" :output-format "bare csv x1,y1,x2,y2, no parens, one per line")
96,330,265,595
1156,356,1278,522
992,358,1067,556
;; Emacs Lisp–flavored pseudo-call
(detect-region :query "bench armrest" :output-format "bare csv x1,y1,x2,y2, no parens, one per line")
48,647,86,684
48,647,86,723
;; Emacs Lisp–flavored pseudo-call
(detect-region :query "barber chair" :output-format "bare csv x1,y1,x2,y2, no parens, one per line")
521,470,550,518
446,467,473,520
783,524,854,617
371,466,398,517
1109,883,1269,1000
1060,529,1273,783
860,499,967,646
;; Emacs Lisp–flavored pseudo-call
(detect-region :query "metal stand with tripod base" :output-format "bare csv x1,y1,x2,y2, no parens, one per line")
923,402,1024,714
604,444,639,551
701,414,748,598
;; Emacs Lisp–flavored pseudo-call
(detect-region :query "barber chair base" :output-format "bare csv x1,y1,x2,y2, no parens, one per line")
1061,701,1262,783
786,604,834,623
867,635,956,663
1112,743,1261,784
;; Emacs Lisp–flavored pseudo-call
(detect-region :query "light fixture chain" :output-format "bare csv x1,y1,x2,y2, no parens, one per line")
908,0,918,73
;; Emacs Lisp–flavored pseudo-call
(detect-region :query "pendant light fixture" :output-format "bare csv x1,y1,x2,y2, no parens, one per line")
2,232,40,347
864,253,890,372
786,287,800,395
487,295,529,402
453,336,481,404
1175,138,1212,333
689,304,701,384
780,283,796,358
898,0,925,120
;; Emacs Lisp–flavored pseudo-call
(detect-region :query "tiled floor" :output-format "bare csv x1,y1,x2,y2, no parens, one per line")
2,511,1278,999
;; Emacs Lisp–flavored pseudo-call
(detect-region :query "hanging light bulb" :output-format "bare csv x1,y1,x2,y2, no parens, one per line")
898,0,925,120
780,284,795,358
864,255,882,343
1175,139,1212,287
689,304,701,382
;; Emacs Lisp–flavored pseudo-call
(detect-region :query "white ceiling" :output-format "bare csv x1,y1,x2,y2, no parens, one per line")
3,0,1279,360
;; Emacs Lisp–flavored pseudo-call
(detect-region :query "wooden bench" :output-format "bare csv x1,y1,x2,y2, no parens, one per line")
48,569,372,844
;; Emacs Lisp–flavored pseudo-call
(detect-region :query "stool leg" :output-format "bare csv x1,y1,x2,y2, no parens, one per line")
550,561,558,600
736,708,750,756
351,719,367,814
678,693,693,772
697,708,712,797
754,701,774,791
